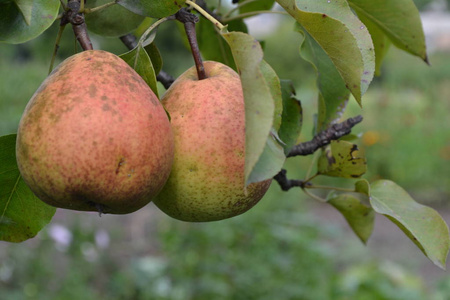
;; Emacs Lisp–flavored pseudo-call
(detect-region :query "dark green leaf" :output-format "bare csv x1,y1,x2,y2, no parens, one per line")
278,80,302,155
120,46,159,98
15,0,33,25
118,0,185,18
277,0,375,104
0,134,56,243
85,0,145,38
197,18,248,70
296,25,350,132
327,192,375,244
370,180,450,269
144,43,163,76
222,31,275,184
0,0,60,44
348,0,427,61
317,140,367,178
239,0,275,14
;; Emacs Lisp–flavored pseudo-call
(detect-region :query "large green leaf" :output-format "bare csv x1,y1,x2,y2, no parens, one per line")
0,134,56,243
370,180,450,269
197,19,247,70
120,46,159,98
327,192,375,244
260,60,282,132
317,140,367,178
357,13,391,76
222,31,275,185
239,0,275,14
348,0,427,61
277,0,375,104
296,25,350,132
118,0,185,18
278,80,302,155
0,0,60,44
15,0,33,25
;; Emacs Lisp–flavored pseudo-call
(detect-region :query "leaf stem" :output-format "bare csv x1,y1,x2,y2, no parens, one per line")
83,1,117,14
302,188,327,203
49,24,67,74
185,0,225,31
222,10,288,23
306,185,354,192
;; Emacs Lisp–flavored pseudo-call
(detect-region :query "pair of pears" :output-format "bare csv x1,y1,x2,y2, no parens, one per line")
16,50,271,222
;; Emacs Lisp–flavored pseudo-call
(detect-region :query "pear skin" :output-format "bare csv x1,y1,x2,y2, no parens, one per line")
154,61,271,222
16,50,174,214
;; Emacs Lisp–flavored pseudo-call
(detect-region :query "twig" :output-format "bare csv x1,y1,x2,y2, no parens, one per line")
287,115,363,157
176,8,206,80
273,169,311,191
63,0,93,51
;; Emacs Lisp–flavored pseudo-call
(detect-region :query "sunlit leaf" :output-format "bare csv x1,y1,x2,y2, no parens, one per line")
296,25,350,132
278,80,302,155
327,192,375,244
222,31,275,185
120,46,159,98
318,140,367,178
0,134,56,243
118,0,185,18
277,0,375,104
370,180,450,269
348,0,427,61
355,179,370,197
0,0,60,44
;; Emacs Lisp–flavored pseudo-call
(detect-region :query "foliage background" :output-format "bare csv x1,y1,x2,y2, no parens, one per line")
1,1,449,298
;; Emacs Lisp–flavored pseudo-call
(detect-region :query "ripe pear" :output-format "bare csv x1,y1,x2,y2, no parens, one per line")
153,61,272,222
16,50,174,214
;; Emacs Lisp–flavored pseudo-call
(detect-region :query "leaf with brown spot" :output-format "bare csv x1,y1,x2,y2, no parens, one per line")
317,140,367,178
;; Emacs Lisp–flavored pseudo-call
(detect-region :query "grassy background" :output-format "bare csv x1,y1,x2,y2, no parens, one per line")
1,13,450,299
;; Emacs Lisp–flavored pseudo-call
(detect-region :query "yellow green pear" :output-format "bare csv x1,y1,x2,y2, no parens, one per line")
153,61,272,222
16,50,174,214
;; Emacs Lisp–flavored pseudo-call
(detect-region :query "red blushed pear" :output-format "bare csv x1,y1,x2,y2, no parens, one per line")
153,61,272,222
16,50,174,214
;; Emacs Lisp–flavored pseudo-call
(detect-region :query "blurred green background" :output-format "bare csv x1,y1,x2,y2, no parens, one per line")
1,1,450,299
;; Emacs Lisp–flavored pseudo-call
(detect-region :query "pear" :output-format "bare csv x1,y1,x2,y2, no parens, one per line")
153,61,272,222
16,50,174,214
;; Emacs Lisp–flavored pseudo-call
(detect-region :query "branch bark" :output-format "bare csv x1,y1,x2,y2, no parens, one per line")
63,0,93,51
287,115,363,157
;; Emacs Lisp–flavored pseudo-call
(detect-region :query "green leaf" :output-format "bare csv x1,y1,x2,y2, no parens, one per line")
355,179,370,197
0,0,60,44
278,80,302,155
222,31,275,185
15,0,33,25
327,192,375,244
239,0,275,14
357,13,391,76
296,25,350,132
85,0,145,38
197,19,248,70
247,133,285,184
120,46,159,98
0,134,56,243
277,0,375,104
118,0,185,18
317,140,367,178
348,0,427,61
144,43,163,76
370,180,450,269
260,60,282,132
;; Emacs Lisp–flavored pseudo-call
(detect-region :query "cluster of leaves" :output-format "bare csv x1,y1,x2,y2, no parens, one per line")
0,0,448,269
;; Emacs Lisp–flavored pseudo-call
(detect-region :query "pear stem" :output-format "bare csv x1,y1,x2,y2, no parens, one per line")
176,8,207,80
62,0,93,51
